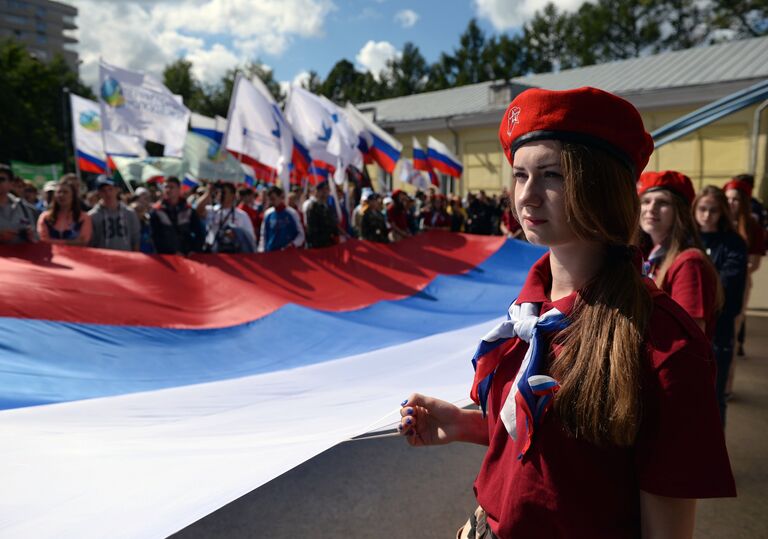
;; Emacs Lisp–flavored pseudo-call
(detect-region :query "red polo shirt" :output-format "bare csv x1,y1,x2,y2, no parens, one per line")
474,253,735,539
660,249,717,341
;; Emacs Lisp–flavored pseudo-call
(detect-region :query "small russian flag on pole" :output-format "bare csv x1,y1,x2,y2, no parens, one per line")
427,136,463,178
181,174,200,193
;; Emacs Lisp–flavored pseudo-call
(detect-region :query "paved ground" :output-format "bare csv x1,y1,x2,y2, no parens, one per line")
175,316,768,539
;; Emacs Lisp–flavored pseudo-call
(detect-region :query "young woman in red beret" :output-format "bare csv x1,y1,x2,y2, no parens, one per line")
398,87,734,539
693,186,747,425
724,178,765,357
636,170,721,340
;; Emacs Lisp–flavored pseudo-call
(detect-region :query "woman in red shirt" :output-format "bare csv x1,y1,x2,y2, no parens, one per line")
724,177,765,358
637,171,721,340
398,88,734,539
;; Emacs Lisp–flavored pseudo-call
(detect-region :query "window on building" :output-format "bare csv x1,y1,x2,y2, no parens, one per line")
7,0,26,11
36,33,47,44
35,5,47,17
36,21,46,32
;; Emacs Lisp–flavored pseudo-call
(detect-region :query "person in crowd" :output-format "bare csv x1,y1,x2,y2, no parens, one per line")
37,180,92,245
398,87,734,538
693,185,747,425
237,186,263,248
352,188,373,238
387,189,411,242
360,192,388,243
60,172,91,212
130,186,154,254
499,193,523,238
329,183,352,240
304,181,339,248
42,181,57,209
637,170,721,339
420,193,451,231
731,173,768,233
149,176,205,255
448,195,467,232
22,181,41,211
199,182,256,253
259,186,305,252
88,176,141,251
0,164,38,244
467,190,494,235
724,177,765,357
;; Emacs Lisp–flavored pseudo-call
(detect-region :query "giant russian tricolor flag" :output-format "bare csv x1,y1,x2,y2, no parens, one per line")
0,233,544,538
427,135,463,178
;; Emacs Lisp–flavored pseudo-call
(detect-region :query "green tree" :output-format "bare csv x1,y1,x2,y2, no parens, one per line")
522,3,576,73
320,59,361,102
452,19,493,85
386,42,429,96
485,34,528,80
711,0,768,37
163,58,205,111
424,53,453,91
300,70,324,94
0,39,93,167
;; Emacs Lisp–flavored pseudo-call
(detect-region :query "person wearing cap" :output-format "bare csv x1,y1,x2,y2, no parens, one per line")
0,164,39,244
88,176,141,251
42,180,57,209
37,180,92,246
724,178,765,364
360,192,388,243
130,186,155,254
637,170,721,340
693,185,747,425
397,87,734,538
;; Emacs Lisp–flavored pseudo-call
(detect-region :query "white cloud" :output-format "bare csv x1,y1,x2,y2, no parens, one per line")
355,40,401,80
69,0,336,89
473,0,586,30
394,9,419,28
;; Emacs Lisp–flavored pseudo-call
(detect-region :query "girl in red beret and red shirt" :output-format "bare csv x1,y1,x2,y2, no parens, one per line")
636,170,721,340
724,178,765,356
398,87,735,539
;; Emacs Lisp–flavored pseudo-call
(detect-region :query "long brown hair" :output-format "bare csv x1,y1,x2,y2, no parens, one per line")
46,182,81,225
726,186,755,246
639,189,704,286
546,143,652,446
693,185,735,233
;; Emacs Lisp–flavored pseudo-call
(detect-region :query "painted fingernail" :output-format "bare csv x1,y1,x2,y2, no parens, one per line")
406,407,414,416
401,399,408,406
397,424,403,431
405,417,412,425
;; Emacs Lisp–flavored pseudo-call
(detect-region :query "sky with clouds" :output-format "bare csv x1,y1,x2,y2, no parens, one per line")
69,0,587,91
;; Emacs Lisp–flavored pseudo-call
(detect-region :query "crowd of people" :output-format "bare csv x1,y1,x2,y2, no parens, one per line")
0,163,523,255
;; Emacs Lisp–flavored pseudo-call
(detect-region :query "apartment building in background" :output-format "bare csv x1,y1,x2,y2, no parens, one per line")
0,0,78,71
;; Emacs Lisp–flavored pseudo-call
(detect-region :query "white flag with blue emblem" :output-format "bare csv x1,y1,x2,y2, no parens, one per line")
285,87,364,184
222,73,293,190
98,60,190,153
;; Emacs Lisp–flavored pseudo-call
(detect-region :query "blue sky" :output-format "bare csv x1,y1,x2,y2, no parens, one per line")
69,0,579,89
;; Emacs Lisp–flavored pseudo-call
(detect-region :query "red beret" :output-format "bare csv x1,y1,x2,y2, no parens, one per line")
723,179,752,198
637,170,695,206
498,87,653,179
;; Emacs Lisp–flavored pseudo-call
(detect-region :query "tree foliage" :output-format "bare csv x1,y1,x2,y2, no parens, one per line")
0,39,93,166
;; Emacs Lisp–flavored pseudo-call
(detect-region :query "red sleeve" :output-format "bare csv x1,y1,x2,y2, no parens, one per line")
663,251,715,321
635,321,736,498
